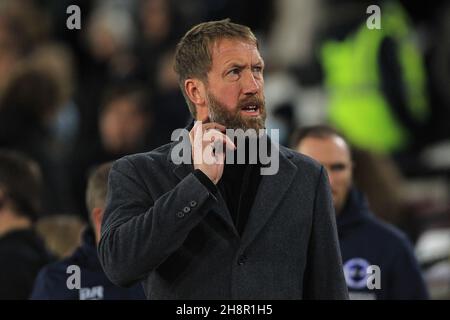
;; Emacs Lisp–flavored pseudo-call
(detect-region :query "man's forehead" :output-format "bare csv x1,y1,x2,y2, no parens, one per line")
211,38,262,60
299,136,351,161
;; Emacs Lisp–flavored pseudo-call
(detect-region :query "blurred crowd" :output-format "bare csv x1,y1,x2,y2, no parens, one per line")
0,0,449,299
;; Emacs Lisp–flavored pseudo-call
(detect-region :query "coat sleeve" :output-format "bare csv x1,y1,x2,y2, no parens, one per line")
98,157,217,287
303,166,349,299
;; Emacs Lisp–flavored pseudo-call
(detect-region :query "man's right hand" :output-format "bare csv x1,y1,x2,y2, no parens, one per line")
189,121,236,184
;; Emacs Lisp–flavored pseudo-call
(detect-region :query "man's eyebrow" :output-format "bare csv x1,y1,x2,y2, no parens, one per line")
222,58,264,68
253,59,264,66
223,61,245,69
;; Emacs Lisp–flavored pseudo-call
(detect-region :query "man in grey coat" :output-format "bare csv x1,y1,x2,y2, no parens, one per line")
98,19,348,300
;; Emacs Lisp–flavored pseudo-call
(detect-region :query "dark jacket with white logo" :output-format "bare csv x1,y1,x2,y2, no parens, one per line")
337,188,429,299
30,228,145,300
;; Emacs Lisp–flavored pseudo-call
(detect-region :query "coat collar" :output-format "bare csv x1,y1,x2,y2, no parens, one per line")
337,187,373,230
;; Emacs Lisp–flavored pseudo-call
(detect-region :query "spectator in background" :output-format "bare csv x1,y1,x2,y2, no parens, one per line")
318,0,430,154
152,48,192,146
136,0,186,89
294,125,429,299
0,150,54,299
28,43,79,157
75,4,139,159
99,87,153,156
0,65,70,214
86,5,136,78
31,162,145,300
36,214,85,259
69,85,154,217
0,0,50,92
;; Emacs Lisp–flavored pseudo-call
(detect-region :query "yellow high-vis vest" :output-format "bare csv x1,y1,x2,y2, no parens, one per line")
320,1,429,153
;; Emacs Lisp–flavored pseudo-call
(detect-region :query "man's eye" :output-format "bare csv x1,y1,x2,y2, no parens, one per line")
252,66,262,73
330,164,347,172
228,68,240,76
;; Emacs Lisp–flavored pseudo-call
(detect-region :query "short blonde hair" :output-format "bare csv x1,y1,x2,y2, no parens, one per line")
85,162,113,214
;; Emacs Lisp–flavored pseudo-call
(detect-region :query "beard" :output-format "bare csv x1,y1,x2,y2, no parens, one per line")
206,91,267,131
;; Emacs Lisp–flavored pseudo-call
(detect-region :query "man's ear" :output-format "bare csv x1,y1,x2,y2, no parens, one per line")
91,207,104,229
91,207,104,243
184,78,208,120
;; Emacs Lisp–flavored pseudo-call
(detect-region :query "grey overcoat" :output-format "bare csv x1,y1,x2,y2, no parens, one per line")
98,139,348,300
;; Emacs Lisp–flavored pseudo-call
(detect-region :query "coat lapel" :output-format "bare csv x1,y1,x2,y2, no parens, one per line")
241,145,297,247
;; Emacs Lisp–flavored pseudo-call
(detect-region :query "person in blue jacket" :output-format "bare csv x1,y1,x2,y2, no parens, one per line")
30,162,145,300
294,125,429,300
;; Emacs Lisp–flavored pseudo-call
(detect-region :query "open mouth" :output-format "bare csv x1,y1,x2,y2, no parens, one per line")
240,105,260,116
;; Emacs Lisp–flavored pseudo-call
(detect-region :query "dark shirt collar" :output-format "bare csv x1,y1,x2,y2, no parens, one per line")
337,187,373,229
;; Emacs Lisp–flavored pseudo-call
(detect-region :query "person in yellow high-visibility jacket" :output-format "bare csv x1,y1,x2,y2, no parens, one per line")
320,1,429,154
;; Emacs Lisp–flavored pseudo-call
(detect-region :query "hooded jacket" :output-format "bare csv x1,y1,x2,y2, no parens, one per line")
337,187,428,299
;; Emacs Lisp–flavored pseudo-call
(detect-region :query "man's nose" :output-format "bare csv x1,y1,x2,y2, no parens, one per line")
328,174,338,191
324,167,335,187
242,70,260,95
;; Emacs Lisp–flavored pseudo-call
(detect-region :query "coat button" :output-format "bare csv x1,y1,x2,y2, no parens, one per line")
176,211,185,218
189,200,197,208
183,206,191,213
237,255,247,265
